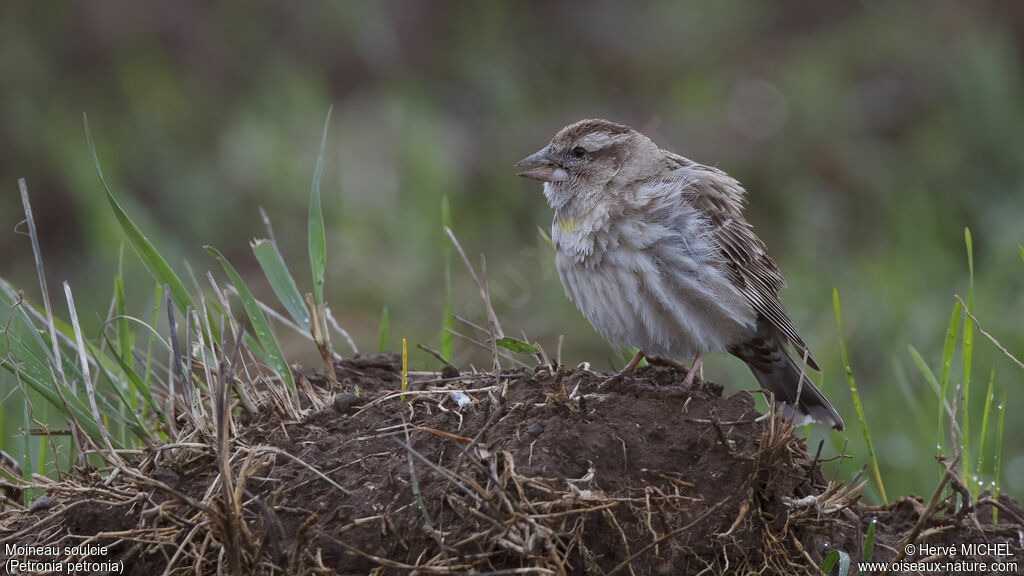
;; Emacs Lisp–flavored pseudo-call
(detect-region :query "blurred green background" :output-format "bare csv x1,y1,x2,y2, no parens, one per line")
1,1,1022,502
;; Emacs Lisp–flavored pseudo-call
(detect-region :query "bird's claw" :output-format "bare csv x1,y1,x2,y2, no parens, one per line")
598,372,628,391
680,368,699,390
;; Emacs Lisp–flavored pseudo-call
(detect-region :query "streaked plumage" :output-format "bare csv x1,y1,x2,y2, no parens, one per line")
516,119,843,430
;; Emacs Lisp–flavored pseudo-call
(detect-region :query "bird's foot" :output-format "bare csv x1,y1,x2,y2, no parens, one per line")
598,350,646,391
597,371,629,391
680,367,699,389
680,354,705,390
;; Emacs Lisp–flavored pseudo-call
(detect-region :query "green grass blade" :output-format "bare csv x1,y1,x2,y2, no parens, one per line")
114,247,133,370
0,279,82,384
1,332,108,447
976,368,995,490
206,246,295,390
862,518,876,563
252,239,311,330
820,550,850,576
939,301,962,453
184,259,222,347
65,281,122,459
114,248,133,442
407,447,433,526
36,435,47,477
908,345,955,451
145,284,163,391
378,306,389,352
441,194,453,362
0,282,78,386
939,300,961,396
83,113,194,314
1019,245,1023,264
961,228,974,489
243,331,271,366
22,402,31,495
496,336,538,354
113,274,138,413
102,333,164,419
537,226,553,249
833,287,886,504
309,105,333,305
992,389,1005,524
92,350,152,440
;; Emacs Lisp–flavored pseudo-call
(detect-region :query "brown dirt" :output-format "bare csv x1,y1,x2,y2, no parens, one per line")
2,353,1022,575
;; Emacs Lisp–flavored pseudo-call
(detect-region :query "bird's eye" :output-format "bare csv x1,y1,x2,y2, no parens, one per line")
571,146,587,158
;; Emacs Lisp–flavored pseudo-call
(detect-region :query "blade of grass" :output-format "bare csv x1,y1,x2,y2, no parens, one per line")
537,225,553,250
145,284,163,393
401,337,407,402
961,228,974,489
309,105,333,305
938,300,961,453
862,518,876,563
36,435,47,478
975,368,995,492
908,345,955,423
91,350,152,440
378,306,389,352
21,400,31,497
83,114,194,315
65,282,123,462
495,336,538,354
0,285,111,449
190,308,215,407
0,331,106,446
252,238,310,330
115,246,133,369
992,389,1005,524
165,288,192,404
833,287,886,504
402,425,433,527
820,550,850,576
184,259,222,347
19,180,66,389
243,332,271,367
110,248,128,447
441,195,453,362
206,246,295,390
113,275,136,413
103,334,164,419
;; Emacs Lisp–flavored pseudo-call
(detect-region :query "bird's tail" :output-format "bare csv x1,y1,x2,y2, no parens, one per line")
731,327,844,431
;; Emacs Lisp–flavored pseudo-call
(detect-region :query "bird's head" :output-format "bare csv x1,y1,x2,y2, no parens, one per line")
516,119,660,208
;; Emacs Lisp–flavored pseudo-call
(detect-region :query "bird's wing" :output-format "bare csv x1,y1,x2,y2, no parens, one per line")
664,157,819,370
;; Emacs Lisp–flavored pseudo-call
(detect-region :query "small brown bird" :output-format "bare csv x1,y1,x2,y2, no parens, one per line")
516,119,843,430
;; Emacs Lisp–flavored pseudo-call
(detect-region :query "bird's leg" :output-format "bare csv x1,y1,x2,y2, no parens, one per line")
680,353,704,388
599,350,645,389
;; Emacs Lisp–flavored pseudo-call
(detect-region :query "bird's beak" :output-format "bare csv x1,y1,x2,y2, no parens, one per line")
515,146,568,182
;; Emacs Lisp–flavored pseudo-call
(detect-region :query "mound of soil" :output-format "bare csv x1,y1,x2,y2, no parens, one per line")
2,353,1022,575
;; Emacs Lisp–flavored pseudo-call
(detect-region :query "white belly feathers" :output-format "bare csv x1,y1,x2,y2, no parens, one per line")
552,197,756,359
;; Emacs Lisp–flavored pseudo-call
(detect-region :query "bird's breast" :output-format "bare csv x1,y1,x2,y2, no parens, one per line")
553,214,756,358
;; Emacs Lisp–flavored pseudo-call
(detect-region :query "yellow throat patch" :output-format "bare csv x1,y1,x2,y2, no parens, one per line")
555,217,578,234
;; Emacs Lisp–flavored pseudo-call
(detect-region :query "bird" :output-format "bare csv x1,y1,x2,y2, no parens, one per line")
515,118,843,430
